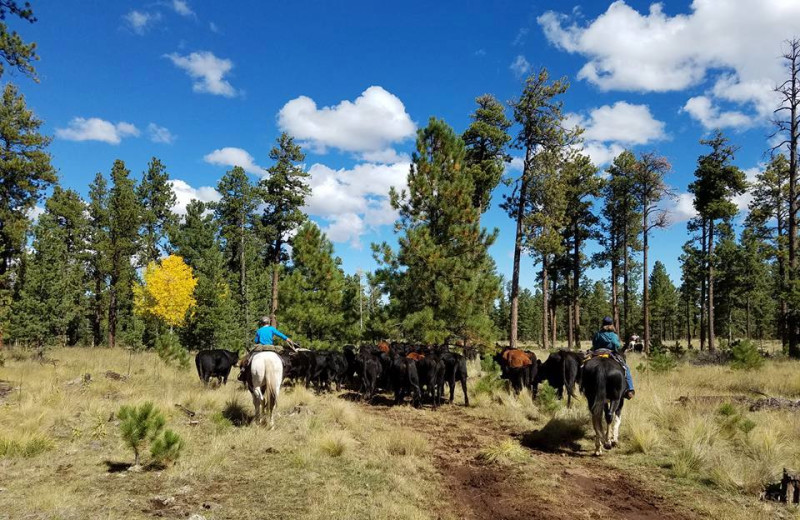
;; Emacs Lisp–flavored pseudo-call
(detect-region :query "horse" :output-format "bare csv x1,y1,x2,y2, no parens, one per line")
580,352,626,456
246,351,283,429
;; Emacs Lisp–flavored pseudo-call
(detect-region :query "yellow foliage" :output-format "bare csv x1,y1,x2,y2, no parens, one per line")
134,255,197,327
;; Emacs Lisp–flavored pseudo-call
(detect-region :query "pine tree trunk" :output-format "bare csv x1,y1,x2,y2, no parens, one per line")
622,228,630,344
746,299,751,340
611,244,620,333
108,279,117,349
708,220,716,352
93,274,103,347
573,227,582,349
567,298,574,350
240,215,250,334
700,220,707,351
788,45,799,358
686,297,692,348
777,212,788,349
270,238,281,327
643,213,650,353
509,169,530,349
541,255,549,350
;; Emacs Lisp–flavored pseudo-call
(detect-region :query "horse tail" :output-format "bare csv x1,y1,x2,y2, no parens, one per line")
264,354,283,411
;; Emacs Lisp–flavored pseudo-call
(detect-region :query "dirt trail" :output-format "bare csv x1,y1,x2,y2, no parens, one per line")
364,402,692,520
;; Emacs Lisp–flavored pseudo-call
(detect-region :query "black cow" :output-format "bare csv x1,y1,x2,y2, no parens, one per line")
581,353,626,455
533,350,582,407
195,349,240,386
441,351,469,406
391,357,421,407
416,352,445,407
285,350,316,387
361,352,383,401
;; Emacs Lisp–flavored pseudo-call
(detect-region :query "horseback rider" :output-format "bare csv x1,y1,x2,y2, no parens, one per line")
238,316,296,382
590,317,635,399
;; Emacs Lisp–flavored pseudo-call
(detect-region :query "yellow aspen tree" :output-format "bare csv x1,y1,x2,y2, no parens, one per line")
134,255,198,328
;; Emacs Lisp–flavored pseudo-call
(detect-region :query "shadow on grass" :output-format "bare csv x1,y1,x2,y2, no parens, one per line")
103,460,133,473
337,391,396,407
520,416,588,454
222,399,252,427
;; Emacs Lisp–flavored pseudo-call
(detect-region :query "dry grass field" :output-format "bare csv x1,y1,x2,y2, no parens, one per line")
1,346,800,519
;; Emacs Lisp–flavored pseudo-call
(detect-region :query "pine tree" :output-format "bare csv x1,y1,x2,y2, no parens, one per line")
632,152,672,353
137,158,177,265
10,187,89,347
649,261,678,344
377,118,500,345
0,2,38,80
598,151,641,341
504,68,577,349
688,131,746,351
107,160,141,348
171,200,239,351
0,83,55,348
87,173,110,346
215,166,260,341
280,222,345,344
260,133,310,326
561,153,601,348
462,94,511,215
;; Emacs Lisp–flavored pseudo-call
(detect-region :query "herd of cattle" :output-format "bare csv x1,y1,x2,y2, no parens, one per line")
195,342,584,410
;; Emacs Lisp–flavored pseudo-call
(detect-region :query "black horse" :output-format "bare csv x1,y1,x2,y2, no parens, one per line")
580,352,626,455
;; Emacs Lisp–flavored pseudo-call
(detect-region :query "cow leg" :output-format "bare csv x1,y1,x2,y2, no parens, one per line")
461,375,469,407
448,373,456,403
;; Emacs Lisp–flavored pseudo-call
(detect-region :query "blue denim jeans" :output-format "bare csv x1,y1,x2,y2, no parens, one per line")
623,364,634,391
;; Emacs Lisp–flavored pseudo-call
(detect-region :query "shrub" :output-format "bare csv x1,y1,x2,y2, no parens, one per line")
0,435,54,458
730,340,764,371
647,348,677,374
473,372,506,396
117,402,166,466
477,439,528,464
535,384,561,415
480,355,500,375
150,429,184,466
155,333,190,369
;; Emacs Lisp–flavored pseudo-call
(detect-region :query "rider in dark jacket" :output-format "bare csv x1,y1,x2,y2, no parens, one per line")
591,317,635,399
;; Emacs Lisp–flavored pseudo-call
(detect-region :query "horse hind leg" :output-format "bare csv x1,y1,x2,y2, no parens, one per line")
611,412,622,447
251,387,264,425
592,410,604,456
603,402,615,450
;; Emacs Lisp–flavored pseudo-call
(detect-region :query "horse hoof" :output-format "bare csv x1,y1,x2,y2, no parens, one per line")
611,441,618,448
603,442,613,450
593,450,602,456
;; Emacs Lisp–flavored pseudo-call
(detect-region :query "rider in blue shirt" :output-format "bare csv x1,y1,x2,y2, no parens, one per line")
238,316,294,382
591,316,635,399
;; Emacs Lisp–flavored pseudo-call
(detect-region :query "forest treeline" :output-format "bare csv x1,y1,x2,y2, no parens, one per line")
2,5,800,358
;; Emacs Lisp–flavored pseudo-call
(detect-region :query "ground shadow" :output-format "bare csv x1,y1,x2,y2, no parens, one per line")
520,416,588,454
222,399,252,427
103,460,132,473
337,391,397,407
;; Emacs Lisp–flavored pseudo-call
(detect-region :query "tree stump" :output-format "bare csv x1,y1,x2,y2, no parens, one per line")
781,469,800,504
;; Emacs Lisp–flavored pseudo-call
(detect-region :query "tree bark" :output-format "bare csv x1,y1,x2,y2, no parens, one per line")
642,212,650,353
700,220,707,351
622,227,630,344
573,225,582,349
541,255,549,350
108,279,117,349
610,236,620,333
708,219,716,352
787,41,799,357
567,298,574,350
686,297,692,349
509,156,531,349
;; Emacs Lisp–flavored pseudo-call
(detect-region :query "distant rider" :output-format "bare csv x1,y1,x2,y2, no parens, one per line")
590,316,635,399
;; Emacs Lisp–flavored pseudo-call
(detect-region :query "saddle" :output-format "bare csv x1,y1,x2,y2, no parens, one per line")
583,349,624,367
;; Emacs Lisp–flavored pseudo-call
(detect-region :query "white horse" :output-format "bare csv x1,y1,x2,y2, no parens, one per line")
247,351,283,428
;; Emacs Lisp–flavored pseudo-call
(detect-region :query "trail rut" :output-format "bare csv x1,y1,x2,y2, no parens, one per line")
363,402,693,520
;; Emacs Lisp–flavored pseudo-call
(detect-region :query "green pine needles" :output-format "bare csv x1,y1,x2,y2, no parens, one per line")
117,402,184,467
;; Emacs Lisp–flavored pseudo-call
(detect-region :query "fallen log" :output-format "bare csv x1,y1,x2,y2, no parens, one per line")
676,395,751,406
749,398,800,412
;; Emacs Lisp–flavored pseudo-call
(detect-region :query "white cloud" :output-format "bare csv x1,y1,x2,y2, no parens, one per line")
513,28,529,46
304,161,408,246
505,156,525,175
171,0,195,17
164,51,237,97
168,179,221,216
565,102,666,166
510,55,531,78
568,102,666,145
203,147,263,175
682,96,754,130
538,0,797,127
209,22,220,33
56,117,139,144
277,86,416,159
147,123,175,144
124,10,161,35
669,192,698,223
27,205,45,222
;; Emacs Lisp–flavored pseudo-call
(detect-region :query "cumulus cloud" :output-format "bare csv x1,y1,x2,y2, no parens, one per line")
568,101,666,145
538,0,796,128
56,117,139,144
164,51,237,97
304,161,409,247
277,86,416,160
171,0,195,17
203,147,263,175
682,96,754,130
564,102,666,166
510,55,531,78
669,166,760,224
168,179,221,215
26,205,45,222
147,123,175,144
124,10,161,34
505,156,525,175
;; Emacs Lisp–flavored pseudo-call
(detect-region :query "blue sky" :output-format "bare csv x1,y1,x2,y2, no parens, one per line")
13,0,800,291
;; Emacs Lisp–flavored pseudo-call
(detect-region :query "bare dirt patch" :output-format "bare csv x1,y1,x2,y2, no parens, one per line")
363,403,693,520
